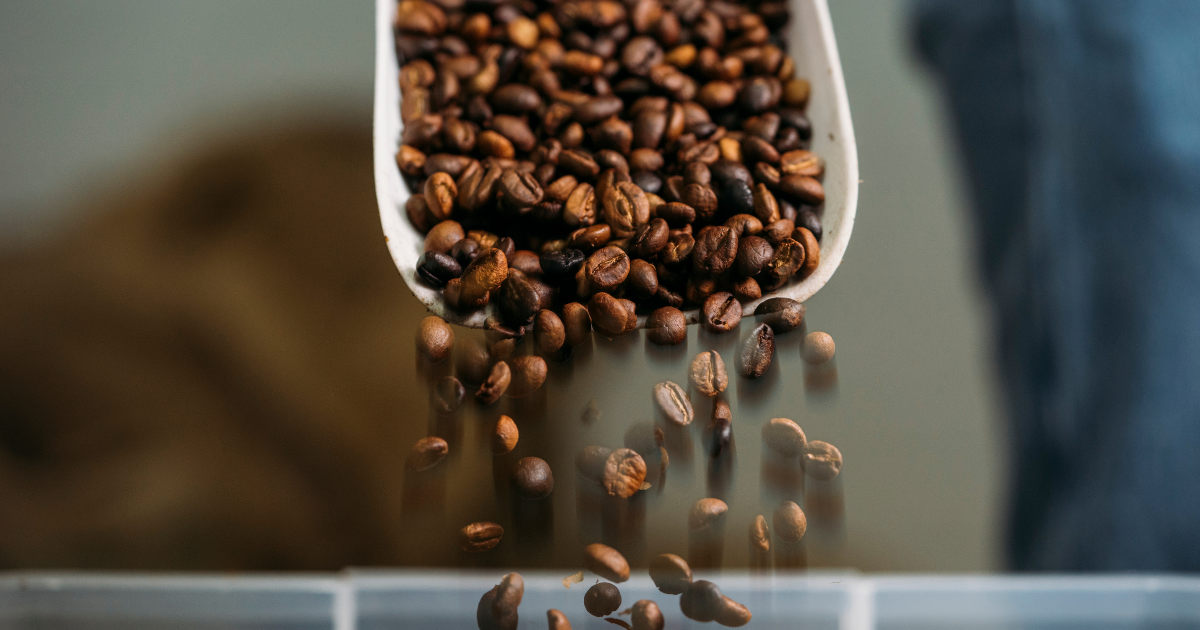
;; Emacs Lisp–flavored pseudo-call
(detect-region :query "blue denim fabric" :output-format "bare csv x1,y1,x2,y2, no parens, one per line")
914,1,1200,570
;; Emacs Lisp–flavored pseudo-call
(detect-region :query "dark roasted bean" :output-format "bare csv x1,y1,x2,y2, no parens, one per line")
761,237,804,289
646,306,687,345
477,572,522,630
705,398,733,456
491,83,542,113
657,201,696,227
632,600,664,630
755,297,806,333
680,581,724,623
417,250,461,287
734,235,773,278
460,521,504,552
725,213,763,237
722,179,754,217
632,218,669,258
512,456,554,499
450,237,481,268
693,226,738,274
585,246,630,292
797,207,823,241
408,436,449,471
628,259,659,299
649,553,692,594
563,301,592,345
431,375,466,415
584,583,622,617
540,248,587,281
701,292,742,333
762,218,794,245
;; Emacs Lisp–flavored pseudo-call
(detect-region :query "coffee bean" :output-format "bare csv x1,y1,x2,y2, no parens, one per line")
498,168,543,208
431,375,466,415
511,456,554,499
772,501,807,542
716,597,753,627
800,331,835,365
722,179,754,217
455,339,492,385
394,0,447,34
492,414,519,455
762,417,806,457
533,310,566,355
548,610,571,630
564,181,599,226
397,145,428,177
701,292,742,333
705,399,733,456
425,220,465,253
477,129,516,159
753,161,781,188
622,600,662,630
458,248,509,307
646,307,687,345
797,208,823,241
733,236,773,278
680,183,719,223
780,174,824,205
632,218,668,258
689,350,728,397
586,291,625,336
680,581,724,623
574,95,624,125
602,447,647,498
657,201,696,227
761,237,803,289
477,572,522,630
584,246,630,293
417,316,455,363
583,543,630,582
584,582,622,617
558,302,592,346
803,440,842,480
651,381,693,429
688,497,728,530
592,120,634,156
450,238,481,269
628,259,659,300
739,322,774,378
725,214,763,237
752,183,780,224
476,360,511,404
693,226,738,275
575,445,613,483
417,250,462,287
749,514,770,552
568,224,611,251
646,554,691,595
458,162,503,211
629,148,664,172
424,153,474,179
460,521,504,552
492,84,542,113
754,297,805,333
709,159,752,188
540,248,586,282
732,277,761,302
408,436,449,471
794,225,820,278
507,355,547,397
406,194,432,232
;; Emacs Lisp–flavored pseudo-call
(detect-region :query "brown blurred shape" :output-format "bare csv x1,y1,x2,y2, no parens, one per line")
0,123,430,570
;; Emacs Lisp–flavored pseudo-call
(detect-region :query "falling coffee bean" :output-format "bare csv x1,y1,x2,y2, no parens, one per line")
507,355,547,398
773,501,807,542
688,497,729,530
584,582,622,617
646,306,687,345
603,448,647,498
648,553,693,594
430,375,466,415
547,609,571,630
417,316,455,363
408,436,449,472
653,381,693,426
689,350,728,397
478,572,523,630
705,399,733,456
738,323,775,378
762,418,807,458
511,456,554,499
583,543,630,582
476,360,511,404
492,415,519,455
459,522,504,552
680,581,724,623
749,515,770,552
715,597,753,627
754,297,806,333
803,440,843,480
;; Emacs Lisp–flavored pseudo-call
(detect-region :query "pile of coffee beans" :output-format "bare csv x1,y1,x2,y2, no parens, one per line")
396,0,828,340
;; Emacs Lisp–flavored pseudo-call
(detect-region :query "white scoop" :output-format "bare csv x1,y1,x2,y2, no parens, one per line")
373,0,858,328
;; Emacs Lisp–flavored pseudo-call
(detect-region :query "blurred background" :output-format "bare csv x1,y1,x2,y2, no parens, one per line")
0,0,1001,571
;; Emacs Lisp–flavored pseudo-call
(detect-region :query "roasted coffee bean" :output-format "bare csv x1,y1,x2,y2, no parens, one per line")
631,170,662,193
705,398,733,456
456,339,492,385
734,236,773,278
780,174,824,204
794,225,820,277
563,302,592,345
417,316,455,363
460,521,504,552
646,307,687,345
753,161,781,188
584,582,622,617
587,292,628,335
461,248,510,306
492,415,519,455
688,497,729,530
761,237,803,288
803,440,842,480
583,543,630,582
701,292,742,333
709,159,752,187
657,201,696,227
732,276,761,302
499,270,541,325
722,179,754,217
492,84,542,113
402,114,443,149
585,246,630,292
431,375,467,415
569,224,612,251
425,219,465,253
629,147,664,172
507,355,547,397
797,208,823,241
450,238,481,268
499,168,544,208
417,250,462,287
509,250,542,275
773,501,807,542
632,218,669,258
628,259,659,299
534,309,566,354
725,213,763,237
601,181,650,237
739,323,774,378
408,436,449,472
680,581,724,623
689,350,728,396
752,183,780,224
681,183,719,223
592,120,634,157
397,145,428,176
476,360,511,404
716,597,753,627
749,514,770,552
755,297,805,333
575,445,613,483
564,181,598,226
424,153,474,179
406,194,432,232
762,417,806,457
540,248,586,281
800,331,835,365
477,129,516,159
547,609,571,630
630,600,664,630
602,447,647,498
477,572,523,630
693,226,738,275
494,236,517,262
512,456,554,499
649,553,692,594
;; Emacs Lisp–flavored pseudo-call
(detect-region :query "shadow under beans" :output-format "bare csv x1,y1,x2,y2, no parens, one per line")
760,450,804,505
600,493,647,567
511,493,554,563
697,324,740,356
644,333,690,365
804,358,839,402
575,476,604,543
706,446,735,502
594,328,640,359
804,476,846,544
774,538,808,570
399,467,448,565
688,520,727,570
734,355,783,410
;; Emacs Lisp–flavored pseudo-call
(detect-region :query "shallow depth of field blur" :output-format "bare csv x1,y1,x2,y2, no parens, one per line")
0,0,1000,571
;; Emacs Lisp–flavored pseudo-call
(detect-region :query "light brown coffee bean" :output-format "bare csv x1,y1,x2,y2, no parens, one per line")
780,149,823,177
564,181,598,227
534,309,565,354
761,237,804,288
562,302,592,346
657,201,696,227
749,514,770,552
569,223,612,251
646,306,687,345
803,440,843,480
628,259,659,300
693,225,739,275
701,292,742,333
649,553,692,594
780,174,824,204
762,418,807,458
688,497,729,530
425,219,465,253
739,322,774,378
733,277,761,302
512,456,554,499
689,350,728,396
715,597,753,627
492,415,519,455
476,360,511,404
477,129,516,158
394,0,447,34
416,315,454,363
754,297,805,333
460,248,509,306
653,381,693,426
588,291,628,336
583,543,630,582
794,225,820,278
631,600,664,630
773,501,807,542
800,331,835,365
507,355,547,398
460,521,504,552
408,436,449,471
603,447,647,498
547,609,571,630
